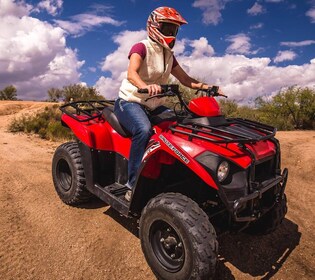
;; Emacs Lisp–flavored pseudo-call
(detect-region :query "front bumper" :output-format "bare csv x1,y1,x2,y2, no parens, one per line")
232,168,288,222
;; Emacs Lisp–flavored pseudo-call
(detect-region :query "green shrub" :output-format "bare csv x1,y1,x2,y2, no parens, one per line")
8,105,73,141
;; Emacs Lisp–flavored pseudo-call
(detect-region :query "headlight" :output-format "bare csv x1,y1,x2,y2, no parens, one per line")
217,161,230,182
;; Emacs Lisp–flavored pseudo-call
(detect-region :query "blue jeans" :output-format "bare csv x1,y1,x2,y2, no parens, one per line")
114,99,153,187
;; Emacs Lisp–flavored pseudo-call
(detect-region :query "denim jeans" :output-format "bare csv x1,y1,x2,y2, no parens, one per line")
114,99,153,187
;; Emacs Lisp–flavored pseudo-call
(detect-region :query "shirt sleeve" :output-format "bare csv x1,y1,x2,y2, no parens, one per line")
128,42,146,60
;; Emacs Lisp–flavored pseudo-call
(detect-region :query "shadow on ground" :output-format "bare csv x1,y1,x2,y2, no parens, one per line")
215,218,301,279
102,209,301,279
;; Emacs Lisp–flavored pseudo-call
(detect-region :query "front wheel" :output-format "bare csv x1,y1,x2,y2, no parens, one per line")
139,193,218,280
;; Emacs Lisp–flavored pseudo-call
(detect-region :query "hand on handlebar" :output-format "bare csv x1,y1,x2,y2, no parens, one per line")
207,85,227,98
143,84,162,96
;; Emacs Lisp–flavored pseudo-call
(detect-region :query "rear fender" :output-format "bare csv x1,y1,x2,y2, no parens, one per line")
61,114,131,157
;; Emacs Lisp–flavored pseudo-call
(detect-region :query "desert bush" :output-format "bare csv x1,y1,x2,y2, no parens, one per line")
8,105,73,141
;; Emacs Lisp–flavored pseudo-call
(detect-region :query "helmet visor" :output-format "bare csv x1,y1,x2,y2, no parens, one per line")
159,22,179,37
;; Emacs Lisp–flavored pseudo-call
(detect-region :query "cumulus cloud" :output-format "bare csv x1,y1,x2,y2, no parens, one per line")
0,0,84,100
95,30,147,99
192,0,230,25
226,33,252,55
96,30,315,103
247,3,265,16
190,37,215,58
0,0,32,17
274,50,297,63
36,0,63,16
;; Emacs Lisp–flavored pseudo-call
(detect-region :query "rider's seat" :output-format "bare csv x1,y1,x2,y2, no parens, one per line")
102,106,131,138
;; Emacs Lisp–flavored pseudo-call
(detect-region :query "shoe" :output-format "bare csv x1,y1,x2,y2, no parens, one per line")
125,190,132,202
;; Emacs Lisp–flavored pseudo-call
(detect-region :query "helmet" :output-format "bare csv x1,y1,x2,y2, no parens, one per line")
147,7,187,50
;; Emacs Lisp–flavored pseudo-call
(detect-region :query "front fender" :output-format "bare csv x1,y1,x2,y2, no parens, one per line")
141,133,219,190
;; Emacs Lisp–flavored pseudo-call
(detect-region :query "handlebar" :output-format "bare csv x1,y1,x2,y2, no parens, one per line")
137,84,179,94
137,84,227,116
195,86,227,98
138,84,227,98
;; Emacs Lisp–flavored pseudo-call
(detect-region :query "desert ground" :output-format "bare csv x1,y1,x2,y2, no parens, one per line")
0,101,314,280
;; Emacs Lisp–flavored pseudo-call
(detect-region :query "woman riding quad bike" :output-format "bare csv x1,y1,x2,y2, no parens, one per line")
52,84,288,280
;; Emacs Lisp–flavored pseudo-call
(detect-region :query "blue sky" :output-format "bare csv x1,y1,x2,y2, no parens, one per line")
1,0,315,102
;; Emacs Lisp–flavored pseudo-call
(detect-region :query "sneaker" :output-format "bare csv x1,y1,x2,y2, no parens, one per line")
125,190,132,202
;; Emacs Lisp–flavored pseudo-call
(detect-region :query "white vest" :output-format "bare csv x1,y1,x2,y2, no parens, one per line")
119,38,174,110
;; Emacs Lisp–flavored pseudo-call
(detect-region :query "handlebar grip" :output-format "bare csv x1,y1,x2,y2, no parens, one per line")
209,85,219,94
137,88,149,94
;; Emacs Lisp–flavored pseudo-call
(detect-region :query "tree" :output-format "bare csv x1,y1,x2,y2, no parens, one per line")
0,85,17,100
219,99,238,117
47,84,105,102
47,88,63,102
255,86,315,130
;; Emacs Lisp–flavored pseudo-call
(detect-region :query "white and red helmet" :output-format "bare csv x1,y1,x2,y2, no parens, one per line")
147,7,187,50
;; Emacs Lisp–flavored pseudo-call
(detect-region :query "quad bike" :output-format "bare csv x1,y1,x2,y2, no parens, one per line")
52,85,288,280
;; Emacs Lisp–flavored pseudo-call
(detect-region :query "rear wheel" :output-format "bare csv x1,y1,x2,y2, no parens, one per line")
246,194,287,235
139,193,218,280
52,142,92,205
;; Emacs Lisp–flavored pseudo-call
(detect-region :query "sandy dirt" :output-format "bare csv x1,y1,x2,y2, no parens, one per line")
0,100,314,280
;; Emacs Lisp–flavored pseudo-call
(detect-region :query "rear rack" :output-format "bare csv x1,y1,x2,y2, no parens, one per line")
170,118,276,144
60,100,114,122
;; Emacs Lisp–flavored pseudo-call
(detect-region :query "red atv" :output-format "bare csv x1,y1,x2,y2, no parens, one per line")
52,85,288,280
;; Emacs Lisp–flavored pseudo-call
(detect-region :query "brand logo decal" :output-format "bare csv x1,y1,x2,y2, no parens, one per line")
159,135,190,164
143,141,161,160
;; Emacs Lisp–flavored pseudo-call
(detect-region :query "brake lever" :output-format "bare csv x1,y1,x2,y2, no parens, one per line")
144,91,174,102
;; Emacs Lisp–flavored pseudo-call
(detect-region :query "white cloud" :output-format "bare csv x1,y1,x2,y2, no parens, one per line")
306,8,315,23
250,22,264,29
247,3,266,16
265,0,283,2
281,40,315,47
95,30,315,103
192,0,230,25
0,0,32,17
0,0,84,100
36,0,63,16
190,37,215,58
226,33,252,55
274,50,297,63
55,13,124,37
96,30,146,99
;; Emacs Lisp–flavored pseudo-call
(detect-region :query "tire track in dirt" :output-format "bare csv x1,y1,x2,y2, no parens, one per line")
0,111,154,280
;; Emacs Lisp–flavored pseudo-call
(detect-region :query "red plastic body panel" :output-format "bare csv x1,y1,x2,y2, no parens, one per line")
62,114,131,158
61,96,277,190
188,97,221,117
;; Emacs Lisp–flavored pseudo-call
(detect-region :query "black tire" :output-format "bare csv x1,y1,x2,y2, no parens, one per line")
52,142,92,205
139,193,218,280
246,194,287,235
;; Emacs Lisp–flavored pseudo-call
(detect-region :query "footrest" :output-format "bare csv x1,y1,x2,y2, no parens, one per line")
106,184,130,196
93,183,130,217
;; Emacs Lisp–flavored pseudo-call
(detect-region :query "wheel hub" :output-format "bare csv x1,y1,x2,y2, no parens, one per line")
150,221,185,272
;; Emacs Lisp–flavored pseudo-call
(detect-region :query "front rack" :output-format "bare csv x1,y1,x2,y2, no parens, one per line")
169,118,276,144
60,100,114,122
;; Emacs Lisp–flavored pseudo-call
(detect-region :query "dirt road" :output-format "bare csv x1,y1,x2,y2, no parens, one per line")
0,101,314,280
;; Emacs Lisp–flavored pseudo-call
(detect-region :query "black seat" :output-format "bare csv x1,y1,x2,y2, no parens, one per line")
102,106,131,138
